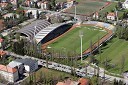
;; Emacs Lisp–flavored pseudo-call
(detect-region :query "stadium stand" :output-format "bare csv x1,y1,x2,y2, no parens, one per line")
16,20,51,39
35,22,74,44
83,21,115,32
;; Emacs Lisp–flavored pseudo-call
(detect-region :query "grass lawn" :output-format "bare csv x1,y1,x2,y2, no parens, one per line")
95,37,128,74
22,67,78,85
49,25,107,55
36,67,78,79
64,0,107,15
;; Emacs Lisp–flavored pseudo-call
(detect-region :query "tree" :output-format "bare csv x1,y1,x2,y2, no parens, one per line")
89,40,94,63
50,0,56,10
0,74,7,84
118,1,122,9
91,75,98,85
50,15,64,23
35,1,38,8
119,80,124,85
36,10,40,19
113,78,118,85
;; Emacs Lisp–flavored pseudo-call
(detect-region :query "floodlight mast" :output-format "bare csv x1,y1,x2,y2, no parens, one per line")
115,8,118,22
79,31,83,63
32,22,37,43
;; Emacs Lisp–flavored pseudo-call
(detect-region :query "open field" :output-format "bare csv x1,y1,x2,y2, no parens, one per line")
95,37,128,73
22,67,78,85
48,25,107,55
63,0,110,16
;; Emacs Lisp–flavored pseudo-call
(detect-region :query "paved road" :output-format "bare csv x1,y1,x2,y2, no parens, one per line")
6,51,128,84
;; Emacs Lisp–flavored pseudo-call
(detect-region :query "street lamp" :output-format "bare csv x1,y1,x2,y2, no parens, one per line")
79,31,83,63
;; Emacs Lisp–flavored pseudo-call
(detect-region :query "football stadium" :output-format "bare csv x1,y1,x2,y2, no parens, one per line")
42,21,115,58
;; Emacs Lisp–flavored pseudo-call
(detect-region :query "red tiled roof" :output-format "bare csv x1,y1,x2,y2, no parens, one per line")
0,38,3,43
0,50,6,56
107,12,116,17
78,78,89,85
0,64,17,73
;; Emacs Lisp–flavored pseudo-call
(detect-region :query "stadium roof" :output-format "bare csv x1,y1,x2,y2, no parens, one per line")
35,22,74,44
16,20,51,39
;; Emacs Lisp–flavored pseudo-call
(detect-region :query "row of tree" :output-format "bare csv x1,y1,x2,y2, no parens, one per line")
116,25,128,40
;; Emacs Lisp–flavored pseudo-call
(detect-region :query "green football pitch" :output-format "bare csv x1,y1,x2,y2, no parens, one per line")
48,25,107,55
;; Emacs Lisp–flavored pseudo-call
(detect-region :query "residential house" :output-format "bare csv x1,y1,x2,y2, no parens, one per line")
67,0,75,8
14,58,38,73
56,78,90,85
40,1,49,10
25,9,42,18
24,0,31,7
0,50,6,59
8,61,24,75
0,64,19,82
107,12,116,20
93,12,99,19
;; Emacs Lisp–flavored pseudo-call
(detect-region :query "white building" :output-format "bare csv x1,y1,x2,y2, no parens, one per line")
26,9,42,18
123,0,128,9
93,12,99,19
0,64,19,82
14,58,38,73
